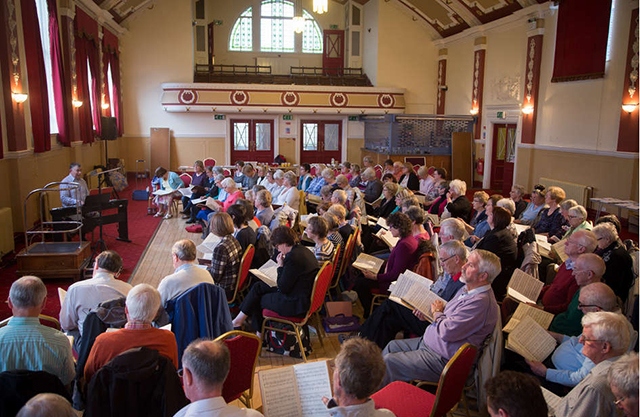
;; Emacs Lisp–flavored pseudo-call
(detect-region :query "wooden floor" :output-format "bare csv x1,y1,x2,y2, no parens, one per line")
130,216,476,415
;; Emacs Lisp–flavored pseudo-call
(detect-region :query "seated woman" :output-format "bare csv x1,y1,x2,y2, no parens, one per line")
274,171,300,208
426,181,449,217
206,212,243,300
241,164,258,190
354,212,420,318
323,212,344,249
398,162,419,191
423,167,446,206
151,166,184,219
374,182,400,219
550,204,592,243
515,185,546,225
306,216,336,266
226,204,256,253
381,173,397,184
206,178,244,212
464,191,489,246
232,226,320,333
592,222,634,303
442,179,472,222
297,163,313,192
188,174,224,232
476,206,518,301
181,160,207,218
533,186,567,240
509,184,528,219
417,166,435,196
185,165,217,225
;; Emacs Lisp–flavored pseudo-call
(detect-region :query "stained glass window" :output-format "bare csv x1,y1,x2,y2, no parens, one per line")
324,124,339,150
302,123,318,151
234,122,249,150
230,8,253,51
256,123,271,150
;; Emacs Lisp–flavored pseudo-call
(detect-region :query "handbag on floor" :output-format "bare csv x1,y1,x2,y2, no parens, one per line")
265,322,312,359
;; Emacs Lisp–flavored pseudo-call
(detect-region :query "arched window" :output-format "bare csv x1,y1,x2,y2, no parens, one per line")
229,0,323,54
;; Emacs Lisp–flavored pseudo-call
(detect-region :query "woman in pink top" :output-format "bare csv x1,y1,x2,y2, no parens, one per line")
208,178,244,212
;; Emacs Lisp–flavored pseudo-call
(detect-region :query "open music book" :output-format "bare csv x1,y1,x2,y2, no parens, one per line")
352,253,385,275
503,303,554,333
505,316,557,362
425,213,440,227
259,360,332,417
541,387,562,417
152,189,174,196
58,288,67,306
513,223,530,236
506,269,544,304
388,270,443,321
249,259,279,287
178,186,193,197
375,229,399,248
196,233,222,254
536,234,552,257
551,239,569,263
300,213,318,227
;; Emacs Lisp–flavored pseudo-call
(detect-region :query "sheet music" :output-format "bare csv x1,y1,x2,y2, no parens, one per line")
503,303,554,333
414,194,426,204
178,186,193,197
507,316,556,362
250,259,279,287
403,285,446,319
196,233,222,254
513,223,530,236
259,367,300,417
507,269,544,304
300,213,317,227
551,240,568,263
375,229,399,248
389,270,439,318
190,197,206,205
377,217,388,229
426,213,440,226
541,387,562,416
536,234,551,256
152,189,174,196
352,253,385,274
294,361,332,417
58,288,67,306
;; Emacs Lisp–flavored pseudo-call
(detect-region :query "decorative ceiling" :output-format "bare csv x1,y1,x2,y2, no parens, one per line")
87,0,547,38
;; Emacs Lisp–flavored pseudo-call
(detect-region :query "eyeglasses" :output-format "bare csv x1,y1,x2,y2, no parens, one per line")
578,302,602,310
439,255,455,264
568,215,581,219
566,239,585,247
578,334,605,344
177,368,184,377
614,396,627,406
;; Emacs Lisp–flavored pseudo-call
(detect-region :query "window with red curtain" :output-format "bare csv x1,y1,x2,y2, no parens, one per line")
551,0,612,82
75,8,101,143
21,0,50,153
103,29,123,135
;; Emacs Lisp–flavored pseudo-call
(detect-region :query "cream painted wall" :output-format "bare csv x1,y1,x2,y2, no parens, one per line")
442,38,474,115
362,0,380,86
483,26,526,108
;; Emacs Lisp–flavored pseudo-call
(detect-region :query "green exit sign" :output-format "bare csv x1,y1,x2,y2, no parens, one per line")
283,114,293,120
348,116,359,121
214,114,225,120
330,24,338,29
497,111,506,119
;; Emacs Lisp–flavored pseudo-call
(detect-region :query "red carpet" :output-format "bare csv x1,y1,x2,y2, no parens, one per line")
0,176,162,320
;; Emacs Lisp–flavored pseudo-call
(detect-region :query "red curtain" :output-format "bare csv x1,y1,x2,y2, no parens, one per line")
21,0,50,153
75,8,100,143
48,0,71,146
552,0,612,82
103,29,123,135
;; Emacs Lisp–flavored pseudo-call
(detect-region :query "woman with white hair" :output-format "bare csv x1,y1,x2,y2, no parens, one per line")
274,171,300,208
608,352,639,417
550,204,592,243
206,178,244,213
592,222,634,303
443,179,472,222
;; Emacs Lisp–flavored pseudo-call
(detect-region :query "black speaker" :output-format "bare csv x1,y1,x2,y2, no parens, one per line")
101,117,118,140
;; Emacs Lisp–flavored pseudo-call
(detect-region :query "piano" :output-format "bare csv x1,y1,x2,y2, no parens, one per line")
51,193,130,242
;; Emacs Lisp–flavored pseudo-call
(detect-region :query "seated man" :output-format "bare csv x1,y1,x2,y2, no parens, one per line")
16,393,76,417
608,352,638,417
322,337,394,416
175,339,263,417
60,162,89,208
554,312,630,417
60,250,132,345
157,239,214,306
549,253,605,336
381,249,500,385
524,283,619,389
485,371,548,417
0,276,75,386
84,284,178,383
359,240,467,349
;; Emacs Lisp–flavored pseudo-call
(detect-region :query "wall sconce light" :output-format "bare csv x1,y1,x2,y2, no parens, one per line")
521,105,534,115
313,0,328,14
469,108,479,115
12,92,28,104
72,99,83,108
622,103,638,113
101,102,110,110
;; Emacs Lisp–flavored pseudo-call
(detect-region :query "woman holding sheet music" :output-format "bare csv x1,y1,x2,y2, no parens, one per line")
354,212,420,318
232,226,319,334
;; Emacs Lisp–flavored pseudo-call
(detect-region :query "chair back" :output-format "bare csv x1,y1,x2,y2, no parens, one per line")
431,343,478,417
413,165,420,173
306,261,333,319
215,330,261,407
223,168,231,177
374,165,382,179
179,173,192,187
330,239,349,292
298,190,307,215
203,158,216,167
228,245,255,304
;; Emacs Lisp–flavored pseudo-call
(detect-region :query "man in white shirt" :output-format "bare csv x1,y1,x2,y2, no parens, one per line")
157,239,214,305
60,250,132,344
174,339,263,417
60,162,89,207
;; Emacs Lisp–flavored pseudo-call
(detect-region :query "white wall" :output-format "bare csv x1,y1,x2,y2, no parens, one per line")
362,0,380,86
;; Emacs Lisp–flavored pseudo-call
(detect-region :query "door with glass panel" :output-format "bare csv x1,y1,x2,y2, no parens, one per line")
230,119,274,163
300,121,342,164
490,123,516,194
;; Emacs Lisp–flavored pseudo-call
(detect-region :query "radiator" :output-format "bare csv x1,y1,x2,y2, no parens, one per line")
255,57,299,75
539,177,593,207
0,207,14,257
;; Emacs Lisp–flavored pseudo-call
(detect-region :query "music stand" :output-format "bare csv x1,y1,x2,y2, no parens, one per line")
87,167,122,257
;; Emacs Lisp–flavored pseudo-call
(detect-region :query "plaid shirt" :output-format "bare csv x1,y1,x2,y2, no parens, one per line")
207,235,242,294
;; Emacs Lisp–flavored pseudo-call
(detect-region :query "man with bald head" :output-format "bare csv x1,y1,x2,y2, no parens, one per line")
174,339,263,417
549,253,606,336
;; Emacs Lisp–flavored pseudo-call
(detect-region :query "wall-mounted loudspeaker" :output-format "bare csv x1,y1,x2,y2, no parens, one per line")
101,117,118,140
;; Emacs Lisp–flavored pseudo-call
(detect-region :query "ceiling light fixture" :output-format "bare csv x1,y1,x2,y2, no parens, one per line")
313,0,328,15
293,0,304,33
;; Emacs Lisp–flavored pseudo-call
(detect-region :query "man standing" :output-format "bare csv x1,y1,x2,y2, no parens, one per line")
60,250,132,344
60,162,89,207
0,276,75,386
157,239,214,305
381,249,500,385
554,312,630,417
174,339,263,417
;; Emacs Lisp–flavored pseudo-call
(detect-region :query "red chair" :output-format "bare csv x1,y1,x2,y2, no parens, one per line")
261,261,333,361
328,234,355,301
371,343,478,417
214,330,261,408
427,166,436,176
374,165,383,179
223,168,231,177
203,158,216,167
228,244,255,305
179,173,192,187
413,165,420,173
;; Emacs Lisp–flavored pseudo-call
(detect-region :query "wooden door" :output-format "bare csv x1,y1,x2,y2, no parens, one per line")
230,119,274,163
150,127,170,172
451,132,473,185
490,123,516,192
300,121,342,164
323,30,344,75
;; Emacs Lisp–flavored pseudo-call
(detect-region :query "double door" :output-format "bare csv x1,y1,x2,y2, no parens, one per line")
230,119,274,163
300,121,342,164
